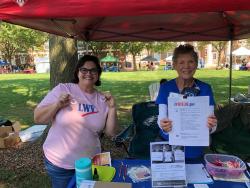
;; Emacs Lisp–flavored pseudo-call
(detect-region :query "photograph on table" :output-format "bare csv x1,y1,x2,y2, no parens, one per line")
150,142,186,188
151,143,184,163
92,152,111,166
172,145,185,163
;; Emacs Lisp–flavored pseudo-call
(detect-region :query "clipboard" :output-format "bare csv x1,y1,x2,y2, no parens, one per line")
186,164,213,184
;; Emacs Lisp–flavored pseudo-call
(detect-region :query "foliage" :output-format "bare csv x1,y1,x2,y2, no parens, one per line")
77,41,176,71
78,41,111,57
196,41,210,51
246,38,250,48
0,22,48,64
116,42,145,70
151,42,176,53
137,42,175,55
144,42,154,55
211,41,228,66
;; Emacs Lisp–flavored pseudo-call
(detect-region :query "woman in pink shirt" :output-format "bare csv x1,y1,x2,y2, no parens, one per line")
34,55,118,188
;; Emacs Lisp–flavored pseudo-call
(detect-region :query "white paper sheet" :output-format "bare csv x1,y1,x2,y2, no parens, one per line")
19,125,47,142
79,180,95,188
194,184,209,188
186,164,213,184
246,182,250,188
168,96,210,146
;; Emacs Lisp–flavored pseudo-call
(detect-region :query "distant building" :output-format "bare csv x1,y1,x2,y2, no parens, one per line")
34,55,50,73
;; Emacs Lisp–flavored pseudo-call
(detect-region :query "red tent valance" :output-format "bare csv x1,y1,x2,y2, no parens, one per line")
1,0,250,41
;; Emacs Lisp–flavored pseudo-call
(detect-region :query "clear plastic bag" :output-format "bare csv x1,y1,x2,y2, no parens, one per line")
127,165,151,183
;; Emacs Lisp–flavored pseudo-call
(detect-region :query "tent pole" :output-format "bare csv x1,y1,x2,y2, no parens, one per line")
227,22,234,105
228,40,233,104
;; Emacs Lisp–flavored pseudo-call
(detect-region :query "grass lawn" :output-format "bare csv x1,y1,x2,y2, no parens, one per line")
0,69,249,187
0,70,249,127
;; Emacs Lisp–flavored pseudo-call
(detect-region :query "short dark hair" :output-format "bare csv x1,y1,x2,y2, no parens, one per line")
72,55,102,86
172,44,198,64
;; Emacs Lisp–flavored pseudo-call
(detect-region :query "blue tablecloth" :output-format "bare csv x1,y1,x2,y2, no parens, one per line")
67,159,248,188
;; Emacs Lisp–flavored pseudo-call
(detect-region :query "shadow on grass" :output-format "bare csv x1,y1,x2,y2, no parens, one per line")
201,76,249,103
0,168,50,188
0,78,49,127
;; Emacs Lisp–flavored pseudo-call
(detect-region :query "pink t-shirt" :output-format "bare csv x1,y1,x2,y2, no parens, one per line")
39,83,109,169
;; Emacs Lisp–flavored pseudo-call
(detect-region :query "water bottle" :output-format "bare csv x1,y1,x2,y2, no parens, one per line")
75,157,92,188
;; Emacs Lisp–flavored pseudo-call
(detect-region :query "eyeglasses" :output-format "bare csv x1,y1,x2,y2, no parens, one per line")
79,67,98,75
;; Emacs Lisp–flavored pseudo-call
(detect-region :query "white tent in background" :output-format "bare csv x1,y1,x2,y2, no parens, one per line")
232,47,250,56
34,56,50,73
165,55,173,61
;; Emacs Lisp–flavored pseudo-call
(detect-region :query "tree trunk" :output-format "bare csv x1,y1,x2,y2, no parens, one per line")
217,51,222,67
132,54,137,71
119,53,126,71
40,35,78,141
49,35,78,89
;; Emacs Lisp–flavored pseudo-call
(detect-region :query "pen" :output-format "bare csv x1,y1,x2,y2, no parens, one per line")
123,164,128,181
119,162,123,178
122,163,126,181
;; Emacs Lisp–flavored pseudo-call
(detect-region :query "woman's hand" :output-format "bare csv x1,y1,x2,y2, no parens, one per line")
102,92,116,109
102,92,118,137
57,93,71,109
34,93,71,124
207,114,217,129
160,118,173,133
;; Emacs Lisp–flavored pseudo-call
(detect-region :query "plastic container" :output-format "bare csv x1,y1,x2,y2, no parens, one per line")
75,157,92,188
204,154,246,179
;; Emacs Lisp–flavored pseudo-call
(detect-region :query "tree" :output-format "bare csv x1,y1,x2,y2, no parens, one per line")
0,22,47,65
49,35,78,88
196,41,210,65
151,42,176,53
196,41,209,51
143,42,175,55
246,39,250,48
211,41,228,66
78,41,110,57
117,42,144,71
144,42,154,55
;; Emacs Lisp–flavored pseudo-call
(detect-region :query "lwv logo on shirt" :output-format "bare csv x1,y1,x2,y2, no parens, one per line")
78,103,98,117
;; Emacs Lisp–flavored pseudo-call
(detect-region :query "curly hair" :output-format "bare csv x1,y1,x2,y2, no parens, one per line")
172,44,198,64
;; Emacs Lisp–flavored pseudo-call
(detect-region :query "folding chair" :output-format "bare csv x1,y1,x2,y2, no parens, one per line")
148,82,160,101
113,101,159,159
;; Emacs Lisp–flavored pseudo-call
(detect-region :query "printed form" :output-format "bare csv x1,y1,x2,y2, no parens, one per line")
168,96,210,146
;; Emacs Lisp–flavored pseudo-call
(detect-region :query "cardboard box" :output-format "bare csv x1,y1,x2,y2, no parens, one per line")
80,180,131,188
0,121,21,148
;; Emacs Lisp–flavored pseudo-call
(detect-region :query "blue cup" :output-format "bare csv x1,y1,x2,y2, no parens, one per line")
75,157,92,188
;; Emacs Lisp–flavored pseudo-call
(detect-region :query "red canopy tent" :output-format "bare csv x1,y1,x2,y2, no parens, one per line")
1,0,250,101
1,0,250,41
